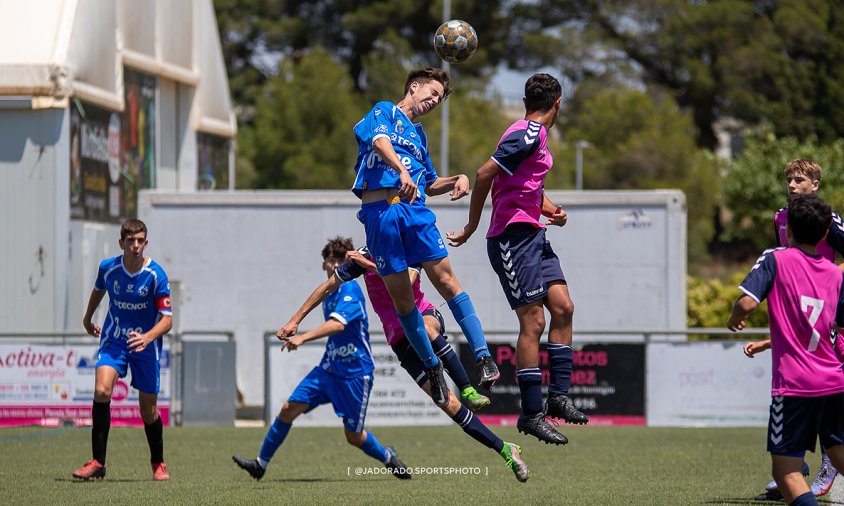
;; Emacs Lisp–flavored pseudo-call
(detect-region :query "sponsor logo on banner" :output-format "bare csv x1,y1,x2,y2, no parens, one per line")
0,343,170,427
461,342,645,426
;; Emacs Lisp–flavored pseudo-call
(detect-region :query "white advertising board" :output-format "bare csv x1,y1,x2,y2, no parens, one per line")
647,341,771,427
266,341,450,426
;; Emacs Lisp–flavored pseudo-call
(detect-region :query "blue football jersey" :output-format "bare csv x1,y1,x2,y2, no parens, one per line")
351,101,438,202
95,256,171,361
319,279,374,378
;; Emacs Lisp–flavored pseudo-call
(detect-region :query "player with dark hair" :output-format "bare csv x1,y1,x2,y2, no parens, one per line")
352,67,499,408
744,159,844,499
272,247,529,482
729,194,844,506
232,237,410,481
73,219,173,481
448,73,587,446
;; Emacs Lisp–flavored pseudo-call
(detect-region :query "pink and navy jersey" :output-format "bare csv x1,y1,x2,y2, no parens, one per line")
487,119,552,238
335,248,435,345
774,206,844,261
94,256,171,361
318,279,373,378
352,101,439,203
739,247,844,396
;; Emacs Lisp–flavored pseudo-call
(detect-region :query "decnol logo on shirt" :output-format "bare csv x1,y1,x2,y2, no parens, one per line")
114,300,149,310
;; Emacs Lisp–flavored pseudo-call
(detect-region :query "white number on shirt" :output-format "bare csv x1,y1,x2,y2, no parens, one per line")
801,295,824,352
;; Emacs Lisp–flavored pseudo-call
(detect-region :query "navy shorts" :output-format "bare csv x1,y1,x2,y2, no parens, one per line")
767,393,844,456
390,309,446,386
288,366,373,432
487,223,566,309
357,200,448,276
96,340,160,394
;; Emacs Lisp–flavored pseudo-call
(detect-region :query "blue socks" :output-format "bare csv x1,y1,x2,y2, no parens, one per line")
447,292,490,361
548,343,572,396
359,431,390,463
516,368,543,416
432,334,470,391
258,417,292,467
397,309,438,368
451,405,504,453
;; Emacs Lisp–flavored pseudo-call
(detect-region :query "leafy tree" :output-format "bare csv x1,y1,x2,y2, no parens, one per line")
214,0,510,119
242,45,512,189
215,0,516,188
249,49,366,188
562,84,721,262
722,129,844,250
507,0,844,148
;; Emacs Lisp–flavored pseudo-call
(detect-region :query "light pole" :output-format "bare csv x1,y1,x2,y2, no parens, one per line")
439,0,451,177
574,140,591,191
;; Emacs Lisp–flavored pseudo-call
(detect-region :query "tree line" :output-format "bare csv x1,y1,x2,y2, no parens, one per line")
214,0,844,266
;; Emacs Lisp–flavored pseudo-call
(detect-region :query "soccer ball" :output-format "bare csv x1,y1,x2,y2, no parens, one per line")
433,20,478,64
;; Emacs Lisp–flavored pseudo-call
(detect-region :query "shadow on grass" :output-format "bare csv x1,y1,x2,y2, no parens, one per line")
257,477,413,484
704,498,844,505
56,478,156,483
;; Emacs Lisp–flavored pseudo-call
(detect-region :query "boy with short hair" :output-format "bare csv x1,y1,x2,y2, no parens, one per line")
745,159,844,499
232,237,410,481
352,67,499,408
73,219,173,481
448,73,587,446
729,194,844,506
271,246,528,482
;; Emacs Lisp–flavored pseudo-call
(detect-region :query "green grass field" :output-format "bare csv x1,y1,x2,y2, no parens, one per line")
0,424,837,505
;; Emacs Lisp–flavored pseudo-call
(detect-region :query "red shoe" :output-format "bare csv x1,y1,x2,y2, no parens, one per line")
152,462,170,481
72,459,106,480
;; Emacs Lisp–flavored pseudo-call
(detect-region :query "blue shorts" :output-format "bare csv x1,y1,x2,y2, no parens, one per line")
487,223,566,309
357,200,447,276
767,393,844,456
96,340,161,395
288,366,373,432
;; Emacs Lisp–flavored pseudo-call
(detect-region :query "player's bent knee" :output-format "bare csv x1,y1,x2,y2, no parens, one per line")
94,386,113,401
279,402,305,423
345,431,365,447
140,410,159,425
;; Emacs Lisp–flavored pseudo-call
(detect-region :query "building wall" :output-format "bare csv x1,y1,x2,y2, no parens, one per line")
138,189,687,406
0,106,67,330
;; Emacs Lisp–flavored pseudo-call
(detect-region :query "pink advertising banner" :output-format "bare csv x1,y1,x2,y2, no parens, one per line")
0,343,170,427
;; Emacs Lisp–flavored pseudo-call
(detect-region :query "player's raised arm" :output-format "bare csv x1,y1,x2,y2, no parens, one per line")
277,275,343,339
281,318,345,352
426,173,470,201
448,159,500,247
345,249,377,272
